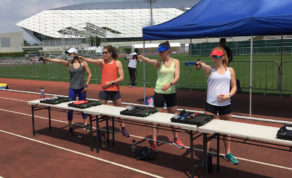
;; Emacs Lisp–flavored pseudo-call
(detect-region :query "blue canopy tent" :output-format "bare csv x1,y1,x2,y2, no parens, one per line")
142,0,292,115
143,0,292,39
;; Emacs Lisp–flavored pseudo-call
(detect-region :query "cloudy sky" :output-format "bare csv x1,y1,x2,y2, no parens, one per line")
0,0,123,42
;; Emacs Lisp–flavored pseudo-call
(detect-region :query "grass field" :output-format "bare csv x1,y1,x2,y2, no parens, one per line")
0,54,292,95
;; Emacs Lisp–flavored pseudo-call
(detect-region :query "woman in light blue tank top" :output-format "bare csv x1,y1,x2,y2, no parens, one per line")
195,47,239,165
43,48,92,134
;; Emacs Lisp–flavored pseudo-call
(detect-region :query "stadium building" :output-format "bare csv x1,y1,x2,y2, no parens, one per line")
17,0,199,48
0,32,23,53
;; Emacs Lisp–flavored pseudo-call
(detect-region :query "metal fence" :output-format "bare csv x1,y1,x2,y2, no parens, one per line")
0,58,291,94
191,39,292,56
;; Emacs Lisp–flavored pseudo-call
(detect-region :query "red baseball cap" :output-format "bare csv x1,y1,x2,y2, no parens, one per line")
210,49,224,57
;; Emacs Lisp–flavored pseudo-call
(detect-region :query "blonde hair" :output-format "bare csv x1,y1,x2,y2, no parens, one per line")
212,46,229,68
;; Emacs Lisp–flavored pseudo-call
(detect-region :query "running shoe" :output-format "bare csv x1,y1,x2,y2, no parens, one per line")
121,127,130,137
224,153,239,165
83,124,91,131
150,142,159,153
173,138,185,149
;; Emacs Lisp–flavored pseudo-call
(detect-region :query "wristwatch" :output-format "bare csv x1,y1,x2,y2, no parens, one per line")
170,82,174,86
84,84,88,88
111,81,115,85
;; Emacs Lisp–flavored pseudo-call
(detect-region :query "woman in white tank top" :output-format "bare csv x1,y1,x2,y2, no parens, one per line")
196,47,239,165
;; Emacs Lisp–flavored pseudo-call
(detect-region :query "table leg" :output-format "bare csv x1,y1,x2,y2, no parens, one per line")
89,115,93,151
203,133,208,178
96,115,100,153
217,134,220,172
106,116,110,145
31,105,35,136
190,131,194,178
112,117,115,146
48,107,51,132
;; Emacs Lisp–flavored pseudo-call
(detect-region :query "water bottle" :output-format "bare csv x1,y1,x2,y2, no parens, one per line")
40,87,45,100
131,139,136,152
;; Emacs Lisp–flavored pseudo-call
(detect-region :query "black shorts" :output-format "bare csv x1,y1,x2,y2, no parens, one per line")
154,92,177,108
98,91,121,101
205,103,231,115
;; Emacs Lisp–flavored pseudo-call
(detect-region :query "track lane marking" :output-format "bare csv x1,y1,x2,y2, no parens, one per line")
0,128,163,178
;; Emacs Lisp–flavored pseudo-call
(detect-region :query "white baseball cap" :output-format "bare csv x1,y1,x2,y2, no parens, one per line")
66,48,78,54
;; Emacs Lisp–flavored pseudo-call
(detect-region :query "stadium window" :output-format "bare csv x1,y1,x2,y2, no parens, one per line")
1,38,11,47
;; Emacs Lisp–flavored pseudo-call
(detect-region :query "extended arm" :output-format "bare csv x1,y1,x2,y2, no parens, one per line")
79,56,104,66
196,61,212,78
138,55,160,68
44,58,70,67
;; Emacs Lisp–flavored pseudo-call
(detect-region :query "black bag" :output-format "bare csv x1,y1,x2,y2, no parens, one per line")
120,106,158,117
40,97,71,104
171,110,213,126
136,147,155,160
68,100,102,109
277,124,292,141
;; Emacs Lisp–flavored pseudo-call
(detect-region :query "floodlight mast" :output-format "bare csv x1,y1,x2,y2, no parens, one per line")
145,0,157,26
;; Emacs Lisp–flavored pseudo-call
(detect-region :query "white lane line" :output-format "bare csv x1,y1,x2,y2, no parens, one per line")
1,107,292,171
0,129,163,178
0,96,27,102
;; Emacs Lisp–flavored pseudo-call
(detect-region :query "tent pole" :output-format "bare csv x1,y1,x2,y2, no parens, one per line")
249,36,253,116
190,38,192,57
279,35,283,95
143,40,146,104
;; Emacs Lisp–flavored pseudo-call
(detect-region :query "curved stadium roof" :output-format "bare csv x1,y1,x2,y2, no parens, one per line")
17,0,199,41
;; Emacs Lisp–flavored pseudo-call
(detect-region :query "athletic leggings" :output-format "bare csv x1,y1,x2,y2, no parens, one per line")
68,87,87,121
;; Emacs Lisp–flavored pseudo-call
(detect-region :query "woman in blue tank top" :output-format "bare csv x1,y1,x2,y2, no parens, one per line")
196,46,239,165
43,48,92,135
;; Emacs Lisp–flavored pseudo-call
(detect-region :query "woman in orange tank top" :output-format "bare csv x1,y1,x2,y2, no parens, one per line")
79,45,130,137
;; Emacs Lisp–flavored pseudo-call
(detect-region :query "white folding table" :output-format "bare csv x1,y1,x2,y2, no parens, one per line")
28,99,102,151
28,99,292,178
198,119,292,177
28,99,201,177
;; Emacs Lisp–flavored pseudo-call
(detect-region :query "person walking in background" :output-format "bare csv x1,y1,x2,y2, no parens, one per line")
79,45,130,137
126,48,139,87
196,46,239,165
138,41,185,152
43,48,92,135
220,38,241,93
